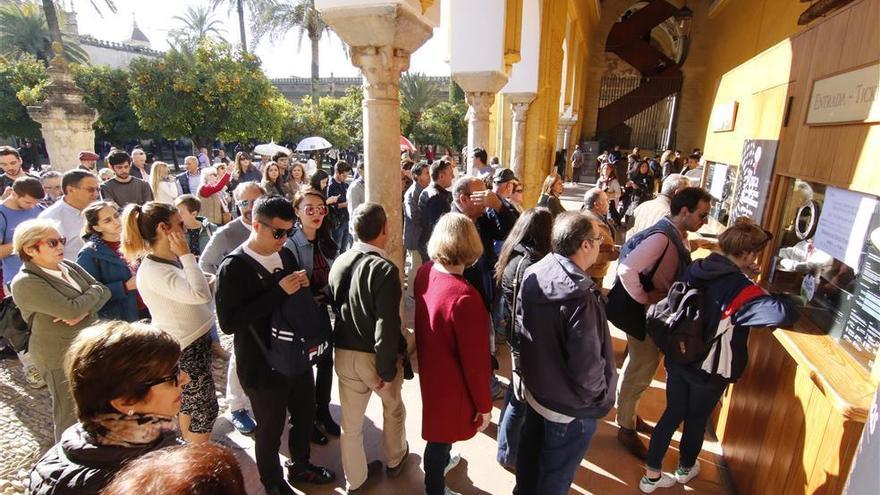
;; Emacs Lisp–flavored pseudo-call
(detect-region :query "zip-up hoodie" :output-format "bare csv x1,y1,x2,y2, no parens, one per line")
516,253,618,418
684,253,798,382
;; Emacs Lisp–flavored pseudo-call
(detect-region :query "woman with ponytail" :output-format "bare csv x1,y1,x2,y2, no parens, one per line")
121,201,218,443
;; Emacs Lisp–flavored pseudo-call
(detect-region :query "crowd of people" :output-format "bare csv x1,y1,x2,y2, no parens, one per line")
0,142,797,495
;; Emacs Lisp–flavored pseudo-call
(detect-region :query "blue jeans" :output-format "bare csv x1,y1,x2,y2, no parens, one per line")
646,362,728,471
497,385,526,467
514,403,598,495
332,219,351,253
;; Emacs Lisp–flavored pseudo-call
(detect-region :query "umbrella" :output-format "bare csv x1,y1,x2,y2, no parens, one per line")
253,141,291,156
400,135,416,153
296,136,333,152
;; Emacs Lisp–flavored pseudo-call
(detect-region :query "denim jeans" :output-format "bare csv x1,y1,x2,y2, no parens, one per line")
645,362,728,471
514,403,598,495
424,441,452,495
497,385,527,467
332,219,351,253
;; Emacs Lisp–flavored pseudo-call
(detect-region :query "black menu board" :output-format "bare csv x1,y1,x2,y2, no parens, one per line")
839,208,880,370
729,139,779,226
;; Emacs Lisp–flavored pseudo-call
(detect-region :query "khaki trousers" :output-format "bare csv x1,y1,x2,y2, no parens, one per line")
405,249,423,298
616,334,662,430
335,348,407,489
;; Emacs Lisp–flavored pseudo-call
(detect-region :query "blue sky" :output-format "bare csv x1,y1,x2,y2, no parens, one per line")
70,0,450,77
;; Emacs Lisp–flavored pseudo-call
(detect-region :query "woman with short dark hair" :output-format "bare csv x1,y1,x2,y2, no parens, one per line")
28,321,186,494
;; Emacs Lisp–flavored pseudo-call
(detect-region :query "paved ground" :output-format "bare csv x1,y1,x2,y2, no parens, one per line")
0,182,734,495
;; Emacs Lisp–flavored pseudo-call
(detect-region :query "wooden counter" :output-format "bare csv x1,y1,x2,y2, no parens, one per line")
716,312,877,495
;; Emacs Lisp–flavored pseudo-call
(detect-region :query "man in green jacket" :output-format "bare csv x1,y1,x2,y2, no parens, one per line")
328,203,408,494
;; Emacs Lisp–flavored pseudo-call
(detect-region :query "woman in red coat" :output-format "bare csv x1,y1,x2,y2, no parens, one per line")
414,212,492,495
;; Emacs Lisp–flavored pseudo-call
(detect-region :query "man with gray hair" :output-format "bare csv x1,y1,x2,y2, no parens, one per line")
626,173,690,241
581,188,618,287
177,155,202,196
129,148,151,181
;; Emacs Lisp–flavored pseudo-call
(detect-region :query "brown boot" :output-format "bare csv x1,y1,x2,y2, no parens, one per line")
617,426,647,460
635,416,655,435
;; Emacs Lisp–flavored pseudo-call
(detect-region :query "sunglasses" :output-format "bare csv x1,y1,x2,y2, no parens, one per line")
141,363,181,389
300,205,328,216
259,221,295,240
36,236,67,249
236,199,251,209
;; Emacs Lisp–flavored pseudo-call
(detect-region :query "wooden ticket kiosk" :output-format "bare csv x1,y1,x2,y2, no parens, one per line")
700,1,880,493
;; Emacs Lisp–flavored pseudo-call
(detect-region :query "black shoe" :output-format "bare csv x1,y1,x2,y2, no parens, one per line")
310,424,329,445
287,462,336,485
635,416,655,435
386,442,410,478
0,346,17,360
317,412,341,437
347,460,384,494
617,426,647,460
264,481,296,495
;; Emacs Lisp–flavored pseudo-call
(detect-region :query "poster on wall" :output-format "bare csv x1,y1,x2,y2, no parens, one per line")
814,187,878,271
729,139,779,226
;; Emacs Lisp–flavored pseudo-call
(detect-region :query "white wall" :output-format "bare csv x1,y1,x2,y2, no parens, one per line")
445,0,506,74
81,44,159,70
503,0,541,94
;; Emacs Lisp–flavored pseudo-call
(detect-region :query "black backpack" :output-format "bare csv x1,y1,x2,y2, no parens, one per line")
646,281,762,364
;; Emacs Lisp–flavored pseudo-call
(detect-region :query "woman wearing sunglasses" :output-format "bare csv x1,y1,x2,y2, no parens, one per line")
285,189,341,444
29,321,187,495
11,219,111,441
121,202,218,445
76,201,141,322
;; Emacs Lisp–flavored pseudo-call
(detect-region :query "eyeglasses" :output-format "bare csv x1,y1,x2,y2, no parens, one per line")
36,236,67,249
259,221,295,240
236,199,251,209
587,236,603,245
300,205,328,216
141,363,181,389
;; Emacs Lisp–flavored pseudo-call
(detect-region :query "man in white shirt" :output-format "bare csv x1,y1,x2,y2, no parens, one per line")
38,170,99,260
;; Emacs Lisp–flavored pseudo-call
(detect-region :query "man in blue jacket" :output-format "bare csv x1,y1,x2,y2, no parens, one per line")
514,212,618,495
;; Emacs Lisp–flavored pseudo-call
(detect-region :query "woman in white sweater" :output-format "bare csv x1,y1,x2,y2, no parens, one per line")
148,162,179,204
121,201,218,443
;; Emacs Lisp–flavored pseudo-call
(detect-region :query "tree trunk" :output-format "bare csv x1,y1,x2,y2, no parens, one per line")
310,34,320,105
169,140,179,170
41,0,63,46
237,0,248,53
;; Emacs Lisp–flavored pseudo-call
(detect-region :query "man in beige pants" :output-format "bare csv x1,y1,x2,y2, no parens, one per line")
329,203,409,494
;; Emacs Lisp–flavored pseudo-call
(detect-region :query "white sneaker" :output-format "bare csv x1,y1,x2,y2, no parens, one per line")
444,488,461,495
639,473,676,493
675,460,701,484
24,366,46,389
444,450,461,475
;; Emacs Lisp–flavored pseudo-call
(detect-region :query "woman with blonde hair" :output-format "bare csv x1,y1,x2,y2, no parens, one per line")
640,218,796,492
121,201,218,443
536,174,565,218
148,161,179,204
196,166,230,225
11,219,111,440
414,212,491,495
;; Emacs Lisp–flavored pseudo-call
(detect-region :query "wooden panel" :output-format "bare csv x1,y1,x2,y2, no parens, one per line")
783,372,832,493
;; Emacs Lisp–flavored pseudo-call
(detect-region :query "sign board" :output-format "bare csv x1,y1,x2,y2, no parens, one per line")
814,187,878,271
711,101,738,132
729,139,778,226
806,62,880,125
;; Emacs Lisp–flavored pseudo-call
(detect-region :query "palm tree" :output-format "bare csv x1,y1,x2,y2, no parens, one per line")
211,0,267,53
0,2,88,65
400,72,440,132
253,0,330,104
170,4,226,49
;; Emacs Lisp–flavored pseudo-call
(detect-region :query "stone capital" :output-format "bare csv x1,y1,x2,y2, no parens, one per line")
350,45,411,100
511,101,531,123
453,70,509,95
317,2,434,54
465,92,495,122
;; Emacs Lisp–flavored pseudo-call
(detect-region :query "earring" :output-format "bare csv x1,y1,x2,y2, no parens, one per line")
127,409,135,416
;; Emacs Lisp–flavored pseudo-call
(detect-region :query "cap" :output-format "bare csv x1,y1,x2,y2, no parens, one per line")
78,151,99,161
493,168,517,184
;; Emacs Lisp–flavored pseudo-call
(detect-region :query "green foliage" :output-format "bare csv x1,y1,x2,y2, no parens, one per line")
70,64,142,143
449,79,464,103
282,86,362,149
128,40,292,148
413,100,468,152
400,72,439,136
0,55,46,137
0,2,88,64
169,4,227,51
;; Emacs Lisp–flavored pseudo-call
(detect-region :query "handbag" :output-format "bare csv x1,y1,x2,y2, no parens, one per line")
606,242,669,341
0,296,31,353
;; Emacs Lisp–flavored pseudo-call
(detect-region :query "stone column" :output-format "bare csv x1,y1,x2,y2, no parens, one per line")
465,92,495,173
351,45,410,269
27,48,97,172
507,92,535,179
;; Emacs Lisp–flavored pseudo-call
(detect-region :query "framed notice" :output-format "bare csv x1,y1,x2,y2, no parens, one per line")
729,139,778,226
711,101,738,132
806,61,880,125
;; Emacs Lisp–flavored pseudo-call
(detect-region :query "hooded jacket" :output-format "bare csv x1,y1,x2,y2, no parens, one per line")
29,423,178,495
516,253,618,419
684,252,797,382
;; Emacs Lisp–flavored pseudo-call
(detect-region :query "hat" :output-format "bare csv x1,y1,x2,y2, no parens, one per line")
78,151,99,161
493,168,517,184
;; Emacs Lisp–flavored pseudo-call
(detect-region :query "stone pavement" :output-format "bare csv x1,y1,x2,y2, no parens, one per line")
0,184,735,495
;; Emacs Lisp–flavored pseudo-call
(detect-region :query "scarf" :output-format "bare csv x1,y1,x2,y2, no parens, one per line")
83,413,176,447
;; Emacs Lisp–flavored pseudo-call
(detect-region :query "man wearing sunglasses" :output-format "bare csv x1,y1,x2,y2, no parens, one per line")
612,187,714,460
39,170,100,260
216,196,335,494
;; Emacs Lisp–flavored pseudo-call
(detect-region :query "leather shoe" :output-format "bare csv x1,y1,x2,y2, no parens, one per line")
617,426,647,460
386,442,410,478
635,416,655,435
346,460,384,494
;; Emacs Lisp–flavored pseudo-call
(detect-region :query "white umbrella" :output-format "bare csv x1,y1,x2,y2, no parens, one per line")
296,136,332,152
253,141,291,156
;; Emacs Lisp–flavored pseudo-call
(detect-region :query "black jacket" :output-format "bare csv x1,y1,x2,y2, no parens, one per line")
500,244,542,351
417,184,452,253
29,423,177,495
215,246,298,388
